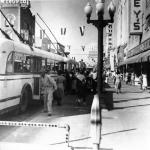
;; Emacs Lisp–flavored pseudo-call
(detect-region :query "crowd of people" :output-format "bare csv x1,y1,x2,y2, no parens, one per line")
40,68,98,116
111,70,149,94
40,65,150,116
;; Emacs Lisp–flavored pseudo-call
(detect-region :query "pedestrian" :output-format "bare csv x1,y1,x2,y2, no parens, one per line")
85,71,94,94
131,73,135,86
76,70,86,105
125,72,128,84
55,70,66,105
115,71,122,94
139,74,143,90
142,74,147,90
128,72,131,85
64,69,71,95
40,70,57,116
71,72,77,94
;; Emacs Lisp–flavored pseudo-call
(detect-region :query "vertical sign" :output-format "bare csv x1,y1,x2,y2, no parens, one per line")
130,0,142,34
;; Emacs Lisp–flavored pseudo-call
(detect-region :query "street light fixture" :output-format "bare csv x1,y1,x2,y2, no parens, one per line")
84,0,115,149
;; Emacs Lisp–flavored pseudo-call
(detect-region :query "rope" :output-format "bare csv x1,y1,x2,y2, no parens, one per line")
0,121,70,146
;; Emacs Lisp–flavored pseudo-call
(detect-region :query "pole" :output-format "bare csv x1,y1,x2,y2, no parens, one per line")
37,13,67,57
90,12,104,150
0,9,24,42
97,14,104,96
97,13,103,149
35,20,57,51
37,13,58,43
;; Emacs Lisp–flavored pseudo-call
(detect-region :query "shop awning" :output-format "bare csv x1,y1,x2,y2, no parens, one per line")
119,50,150,66
141,50,150,62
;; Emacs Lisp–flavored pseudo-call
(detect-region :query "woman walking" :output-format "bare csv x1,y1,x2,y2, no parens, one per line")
115,71,122,94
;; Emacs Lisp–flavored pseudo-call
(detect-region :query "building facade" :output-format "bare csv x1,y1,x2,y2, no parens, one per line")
113,0,150,86
0,0,35,45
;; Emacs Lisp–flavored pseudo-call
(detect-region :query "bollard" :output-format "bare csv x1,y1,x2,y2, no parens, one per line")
65,124,70,147
90,94,101,150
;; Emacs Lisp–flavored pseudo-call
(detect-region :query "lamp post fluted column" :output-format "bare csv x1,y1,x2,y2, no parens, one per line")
84,1,115,149
97,13,104,96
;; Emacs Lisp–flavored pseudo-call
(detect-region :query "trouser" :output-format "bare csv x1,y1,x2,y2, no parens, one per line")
43,88,54,114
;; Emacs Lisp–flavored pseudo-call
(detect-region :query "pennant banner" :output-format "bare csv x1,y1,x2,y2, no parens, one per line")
67,45,71,50
79,26,85,36
61,27,66,35
40,29,45,39
81,45,85,51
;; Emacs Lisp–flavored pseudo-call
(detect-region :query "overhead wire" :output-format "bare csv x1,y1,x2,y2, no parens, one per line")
35,20,57,52
36,13,67,57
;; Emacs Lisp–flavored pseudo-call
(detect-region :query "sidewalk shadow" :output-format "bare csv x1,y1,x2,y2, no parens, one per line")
70,146,113,150
114,103,150,110
121,91,144,94
102,128,136,136
114,96,150,103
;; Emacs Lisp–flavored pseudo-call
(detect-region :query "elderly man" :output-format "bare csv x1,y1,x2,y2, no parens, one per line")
40,70,57,116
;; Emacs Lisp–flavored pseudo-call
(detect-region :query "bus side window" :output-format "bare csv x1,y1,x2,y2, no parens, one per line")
22,56,31,72
6,52,14,74
14,61,23,73
30,57,43,73
14,52,31,73
47,59,55,72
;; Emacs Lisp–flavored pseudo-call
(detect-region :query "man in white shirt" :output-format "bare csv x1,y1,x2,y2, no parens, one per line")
40,70,57,116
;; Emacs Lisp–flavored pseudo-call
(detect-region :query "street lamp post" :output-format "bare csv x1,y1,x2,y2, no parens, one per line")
84,1,115,149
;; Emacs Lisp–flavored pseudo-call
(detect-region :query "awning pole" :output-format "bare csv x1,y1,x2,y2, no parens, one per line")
141,60,142,75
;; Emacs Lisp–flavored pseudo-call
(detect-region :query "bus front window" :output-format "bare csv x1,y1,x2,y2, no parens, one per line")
6,52,14,74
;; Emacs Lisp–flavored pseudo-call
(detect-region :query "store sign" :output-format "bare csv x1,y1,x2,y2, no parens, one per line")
130,0,142,35
127,37,150,58
1,0,30,7
144,0,150,32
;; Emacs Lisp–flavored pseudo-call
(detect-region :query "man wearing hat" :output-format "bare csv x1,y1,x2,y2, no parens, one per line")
40,70,57,116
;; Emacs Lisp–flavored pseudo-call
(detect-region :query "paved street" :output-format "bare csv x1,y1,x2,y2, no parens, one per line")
0,80,150,150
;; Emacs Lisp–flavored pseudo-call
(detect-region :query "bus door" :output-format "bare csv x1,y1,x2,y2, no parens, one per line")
33,74,40,100
31,57,43,100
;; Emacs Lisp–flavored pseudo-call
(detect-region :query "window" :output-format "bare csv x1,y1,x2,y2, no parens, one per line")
14,52,31,73
6,52,14,73
47,58,54,72
30,57,46,73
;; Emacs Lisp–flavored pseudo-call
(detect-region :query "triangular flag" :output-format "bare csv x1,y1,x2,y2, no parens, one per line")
40,29,45,39
61,27,66,35
43,29,45,38
67,45,71,50
79,26,85,36
81,45,85,51
40,30,42,39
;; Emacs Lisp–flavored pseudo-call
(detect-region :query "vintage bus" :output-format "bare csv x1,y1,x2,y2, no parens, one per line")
0,38,67,114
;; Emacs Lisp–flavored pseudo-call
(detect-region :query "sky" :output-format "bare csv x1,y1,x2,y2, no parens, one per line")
30,0,98,62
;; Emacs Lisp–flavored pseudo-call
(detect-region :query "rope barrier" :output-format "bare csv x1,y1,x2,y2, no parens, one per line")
0,121,70,146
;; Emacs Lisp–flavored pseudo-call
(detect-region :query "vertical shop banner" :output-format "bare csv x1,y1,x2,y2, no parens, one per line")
130,0,142,35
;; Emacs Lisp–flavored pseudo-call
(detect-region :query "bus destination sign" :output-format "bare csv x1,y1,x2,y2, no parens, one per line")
0,0,30,7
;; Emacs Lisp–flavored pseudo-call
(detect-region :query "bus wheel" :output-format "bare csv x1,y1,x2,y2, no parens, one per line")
20,88,30,112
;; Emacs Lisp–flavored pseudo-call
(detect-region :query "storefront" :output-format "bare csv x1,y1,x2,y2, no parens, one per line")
118,37,150,86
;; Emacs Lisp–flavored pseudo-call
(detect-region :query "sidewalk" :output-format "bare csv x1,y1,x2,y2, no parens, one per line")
68,80,150,150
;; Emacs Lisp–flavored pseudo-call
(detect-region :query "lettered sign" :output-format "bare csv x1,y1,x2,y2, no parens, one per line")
130,0,142,35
